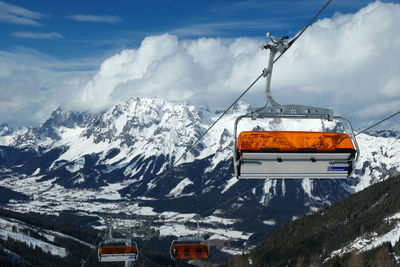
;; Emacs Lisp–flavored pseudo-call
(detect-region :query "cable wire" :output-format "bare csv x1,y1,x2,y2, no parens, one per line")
274,0,333,63
355,110,400,136
82,230,104,266
172,72,264,167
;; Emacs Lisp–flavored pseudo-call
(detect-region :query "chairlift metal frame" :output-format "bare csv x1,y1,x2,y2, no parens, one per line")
232,33,360,180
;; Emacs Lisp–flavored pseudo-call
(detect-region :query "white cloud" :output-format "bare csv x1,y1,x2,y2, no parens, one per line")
0,0,43,25
171,20,291,38
357,100,400,119
0,48,96,127
67,14,122,23
73,34,264,113
270,1,400,121
1,1,400,129
75,1,400,123
12,31,63,39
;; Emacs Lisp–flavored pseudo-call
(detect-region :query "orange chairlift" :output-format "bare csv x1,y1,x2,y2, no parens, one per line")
170,217,210,261
98,241,138,262
98,217,138,263
232,33,359,179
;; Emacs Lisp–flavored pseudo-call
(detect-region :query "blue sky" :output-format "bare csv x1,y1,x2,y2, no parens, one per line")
1,0,376,60
0,0,399,128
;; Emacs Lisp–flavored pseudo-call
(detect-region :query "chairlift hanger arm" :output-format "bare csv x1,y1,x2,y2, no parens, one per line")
257,32,335,122
260,33,289,106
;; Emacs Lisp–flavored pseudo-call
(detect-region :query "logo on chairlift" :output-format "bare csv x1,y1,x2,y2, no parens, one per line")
327,166,348,171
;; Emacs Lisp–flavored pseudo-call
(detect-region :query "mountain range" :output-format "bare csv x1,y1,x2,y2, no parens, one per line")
0,97,399,262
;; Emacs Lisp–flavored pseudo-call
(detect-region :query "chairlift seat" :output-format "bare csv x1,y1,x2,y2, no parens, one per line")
98,244,137,262
236,131,356,179
171,243,209,260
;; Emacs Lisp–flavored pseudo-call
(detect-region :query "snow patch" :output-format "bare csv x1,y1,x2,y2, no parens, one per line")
0,228,67,257
222,177,238,194
167,178,193,197
328,217,400,261
66,157,85,173
32,168,40,176
262,220,276,226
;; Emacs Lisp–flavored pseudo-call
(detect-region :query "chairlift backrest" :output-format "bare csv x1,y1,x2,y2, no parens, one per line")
98,241,138,262
170,239,209,260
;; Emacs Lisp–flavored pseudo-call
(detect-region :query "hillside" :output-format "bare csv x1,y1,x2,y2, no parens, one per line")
222,175,400,266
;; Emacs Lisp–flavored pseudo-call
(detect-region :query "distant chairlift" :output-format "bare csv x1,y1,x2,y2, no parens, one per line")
98,240,138,262
170,236,209,261
170,217,209,261
98,217,138,263
232,33,359,179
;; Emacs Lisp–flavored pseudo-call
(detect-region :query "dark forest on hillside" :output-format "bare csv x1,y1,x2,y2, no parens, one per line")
221,175,400,267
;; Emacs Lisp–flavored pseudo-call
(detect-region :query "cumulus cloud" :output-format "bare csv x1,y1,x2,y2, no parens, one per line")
12,31,63,39
271,1,400,120
0,48,96,127
171,20,291,38
74,1,400,125
67,14,122,23
72,34,265,113
1,1,400,128
0,0,43,25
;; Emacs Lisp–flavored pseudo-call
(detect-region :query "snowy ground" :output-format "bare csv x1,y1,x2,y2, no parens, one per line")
326,212,400,261
0,173,254,256
0,175,132,215
0,217,69,257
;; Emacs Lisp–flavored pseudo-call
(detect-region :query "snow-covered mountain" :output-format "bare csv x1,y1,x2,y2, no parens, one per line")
0,97,399,258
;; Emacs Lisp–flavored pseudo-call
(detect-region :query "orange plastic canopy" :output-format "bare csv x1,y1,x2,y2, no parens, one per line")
171,244,209,260
100,246,137,255
237,131,355,151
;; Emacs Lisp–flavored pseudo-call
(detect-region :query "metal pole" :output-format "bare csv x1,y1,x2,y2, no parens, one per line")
265,47,279,106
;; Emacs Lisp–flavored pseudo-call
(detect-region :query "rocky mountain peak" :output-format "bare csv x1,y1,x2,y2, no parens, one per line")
0,123,11,136
42,107,92,129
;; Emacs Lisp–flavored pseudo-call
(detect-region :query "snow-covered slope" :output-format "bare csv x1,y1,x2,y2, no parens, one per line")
328,212,400,260
0,216,89,258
